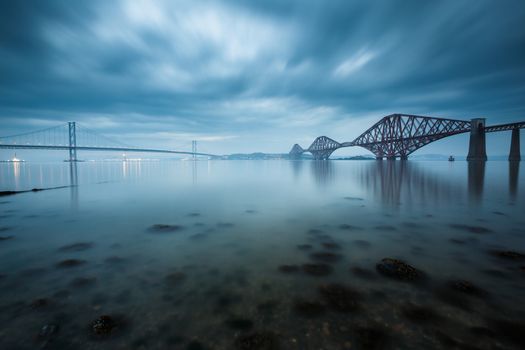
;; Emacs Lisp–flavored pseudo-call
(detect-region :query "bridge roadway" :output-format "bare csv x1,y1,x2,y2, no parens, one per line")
0,144,218,158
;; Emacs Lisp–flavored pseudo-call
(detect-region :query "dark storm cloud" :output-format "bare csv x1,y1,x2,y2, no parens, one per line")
1,0,524,153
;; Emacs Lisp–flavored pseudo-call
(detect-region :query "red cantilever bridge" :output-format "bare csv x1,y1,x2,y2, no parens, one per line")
290,113,524,161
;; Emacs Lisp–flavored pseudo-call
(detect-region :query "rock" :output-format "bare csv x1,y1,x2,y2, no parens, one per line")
321,242,341,250
0,235,14,241
296,244,312,250
302,263,333,276
30,298,50,309
339,224,362,230
225,318,254,331
352,240,371,248
58,242,93,252
90,315,117,336
309,252,342,263
447,280,487,297
489,250,525,260
70,277,97,288
38,324,59,338
56,259,86,268
376,258,423,281
187,340,206,350
105,256,126,264
277,265,300,273
292,300,326,318
375,225,397,231
235,331,280,350
344,197,364,201
449,224,492,234
165,272,187,286
401,304,441,323
148,224,185,233
318,283,361,312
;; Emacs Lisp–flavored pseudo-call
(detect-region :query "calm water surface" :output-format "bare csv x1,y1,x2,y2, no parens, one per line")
0,160,524,349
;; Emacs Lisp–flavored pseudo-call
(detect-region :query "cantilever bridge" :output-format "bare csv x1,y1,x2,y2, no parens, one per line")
0,122,220,160
290,114,524,161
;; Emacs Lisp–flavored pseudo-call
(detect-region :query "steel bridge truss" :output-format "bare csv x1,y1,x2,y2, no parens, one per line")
352,114,471,159
292,113,524,160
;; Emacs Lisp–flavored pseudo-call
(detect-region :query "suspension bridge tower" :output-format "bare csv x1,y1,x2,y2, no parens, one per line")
68,122,77,162
192,140,197,160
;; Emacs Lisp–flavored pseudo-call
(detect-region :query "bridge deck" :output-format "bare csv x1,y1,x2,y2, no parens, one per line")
0,145,218,157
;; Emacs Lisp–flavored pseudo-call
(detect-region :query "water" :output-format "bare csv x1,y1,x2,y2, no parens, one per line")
0,160,524,349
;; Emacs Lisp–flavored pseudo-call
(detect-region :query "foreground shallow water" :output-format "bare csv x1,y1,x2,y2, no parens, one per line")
0,160,524,350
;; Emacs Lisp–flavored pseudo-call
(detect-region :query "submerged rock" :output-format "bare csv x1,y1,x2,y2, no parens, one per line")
58,242,93,252
277,265,300,273
0,235,14,241
56,259,86,268
90,315,117,336
105,256,126,264
165,272,187,286
235,331,280,350
401,304,442,323
489,250,525,260
297,244,313,251
70,276,97,288
321,242,341,250
302,263,333,276
148,224,185,233
339,224,362,230
344,196,364,201
293,300,326,318
30,298,50,309
447,279,487,297
38,323,59,338
309,252,342,263
225,318,254,331
449,224,492,234
376,258,423,281
318,283,361,312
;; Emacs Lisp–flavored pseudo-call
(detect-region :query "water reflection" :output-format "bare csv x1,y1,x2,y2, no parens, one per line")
509,161,520,201
359,160,461,207
310,160,334,187
69,161,78,210
468,161,485,204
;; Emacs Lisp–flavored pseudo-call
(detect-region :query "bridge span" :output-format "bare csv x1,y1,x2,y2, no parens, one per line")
0,122,220,160
290,114,524,161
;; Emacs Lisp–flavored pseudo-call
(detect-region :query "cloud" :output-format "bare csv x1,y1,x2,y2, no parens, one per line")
1,0,525,155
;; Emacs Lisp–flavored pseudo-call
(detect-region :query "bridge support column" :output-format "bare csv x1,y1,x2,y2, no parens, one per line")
400,155,408,160
467,118,487,161
509,128,521,161
376,156,383,160
386,156,396,160
68,122,77,162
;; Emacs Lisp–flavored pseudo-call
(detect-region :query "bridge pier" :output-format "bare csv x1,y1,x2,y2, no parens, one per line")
400,155,408,160
68,122,77,162
386,156,396,160
509,128,521,161
467,118,487,161
376,156,383,160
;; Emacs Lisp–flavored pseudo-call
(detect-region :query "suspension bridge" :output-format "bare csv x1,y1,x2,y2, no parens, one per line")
290,114,524,161
0,122,220,161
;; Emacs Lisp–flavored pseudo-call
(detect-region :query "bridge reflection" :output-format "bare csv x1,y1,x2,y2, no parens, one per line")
307,160,520,207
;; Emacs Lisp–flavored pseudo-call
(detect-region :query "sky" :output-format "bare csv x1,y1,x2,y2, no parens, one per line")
1,0,525,158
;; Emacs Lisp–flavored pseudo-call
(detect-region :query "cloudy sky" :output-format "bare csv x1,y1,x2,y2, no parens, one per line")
1,0,524,156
